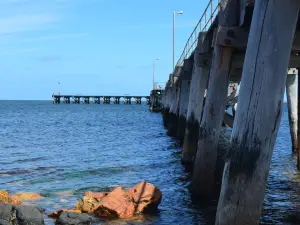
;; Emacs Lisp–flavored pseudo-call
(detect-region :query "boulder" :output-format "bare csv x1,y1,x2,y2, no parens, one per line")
55,212,93,225
93,187,135,219
84,192,108,200
16,205,44,225
17,193,41,200
128,181,162,213
0,191,22,205
75,196,100,214
0,203,15,225
47,209,82,219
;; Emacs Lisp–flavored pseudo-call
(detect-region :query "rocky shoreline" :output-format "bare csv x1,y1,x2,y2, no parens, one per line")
0,181,162,225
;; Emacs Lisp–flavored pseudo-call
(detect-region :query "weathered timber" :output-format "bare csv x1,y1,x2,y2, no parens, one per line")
192,0,239,199
215,0,300,224
286,69,298,152
167,80,181,137
223,112,234,128
182,33,210,166
298,68,300,169
177,58,194,144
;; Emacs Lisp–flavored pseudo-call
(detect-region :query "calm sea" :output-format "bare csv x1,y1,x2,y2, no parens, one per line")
0,101,299,225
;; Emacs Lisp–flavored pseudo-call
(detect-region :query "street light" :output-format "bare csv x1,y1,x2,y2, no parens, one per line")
153,58,159,89
173,10,183,72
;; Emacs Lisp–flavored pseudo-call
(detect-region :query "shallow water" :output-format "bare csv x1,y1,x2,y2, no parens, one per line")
0,101,299,224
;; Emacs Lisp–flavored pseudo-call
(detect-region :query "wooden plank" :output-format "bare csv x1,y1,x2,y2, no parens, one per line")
215,26,249,49
215,0,300,224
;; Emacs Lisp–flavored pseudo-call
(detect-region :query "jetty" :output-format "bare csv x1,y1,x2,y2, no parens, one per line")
155,0,300,224
52,94,150,105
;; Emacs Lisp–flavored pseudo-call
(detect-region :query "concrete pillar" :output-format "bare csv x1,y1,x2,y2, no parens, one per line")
215,0,299,224
177,58,194,144
286,69,298,152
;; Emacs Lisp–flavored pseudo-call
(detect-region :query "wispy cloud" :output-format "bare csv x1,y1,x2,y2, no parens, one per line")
0,14,58,35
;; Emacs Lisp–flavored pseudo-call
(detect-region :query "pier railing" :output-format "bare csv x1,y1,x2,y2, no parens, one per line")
173,0,220,79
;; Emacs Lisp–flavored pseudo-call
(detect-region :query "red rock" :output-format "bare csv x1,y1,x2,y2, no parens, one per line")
75,196,101,213
84,191,108,200
128,181,162,213
93,186,135,219
17,193,41,200
47,209,82,218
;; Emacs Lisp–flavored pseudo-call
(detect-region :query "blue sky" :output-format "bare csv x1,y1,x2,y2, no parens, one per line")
0,0,209,100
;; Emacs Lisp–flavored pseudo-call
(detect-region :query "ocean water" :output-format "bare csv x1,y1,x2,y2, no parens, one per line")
0,101,299,225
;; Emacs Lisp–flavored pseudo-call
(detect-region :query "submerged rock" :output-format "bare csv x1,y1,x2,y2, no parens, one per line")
0,190,22,205
8,196,23,205
47,209,82,219
128,181,162,213
55,212,93,225
17,193,41,201
16,205,44,225
93,187,136,219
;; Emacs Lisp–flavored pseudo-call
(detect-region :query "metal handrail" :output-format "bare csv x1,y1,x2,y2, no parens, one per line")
173,0,220,78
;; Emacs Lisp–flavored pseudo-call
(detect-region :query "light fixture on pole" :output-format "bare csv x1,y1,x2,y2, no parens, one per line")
173,10,183,72
153,58,159,89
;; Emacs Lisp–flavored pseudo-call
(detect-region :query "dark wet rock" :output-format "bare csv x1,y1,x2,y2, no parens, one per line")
0,203,15,225
284,212,300,224
47,209,82,219
16,205,44,225
55,212,93,225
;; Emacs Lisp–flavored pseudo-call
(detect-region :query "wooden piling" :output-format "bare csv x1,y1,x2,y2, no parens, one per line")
167,77,181,137
182,35,210,165
298,68,300,169
286,69,298,153
215,0,300,224
191,0,239,199
177,58,193,144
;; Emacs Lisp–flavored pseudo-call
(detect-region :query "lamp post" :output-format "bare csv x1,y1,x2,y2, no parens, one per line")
173,11,183,72
153,58,159,89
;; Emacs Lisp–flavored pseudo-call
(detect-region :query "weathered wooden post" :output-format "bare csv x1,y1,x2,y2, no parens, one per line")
167,75,181,137
182,33,210,165
286,69,298,152
192,0,239,199
215,0,300,224
298,68,300,169
177,58,194,144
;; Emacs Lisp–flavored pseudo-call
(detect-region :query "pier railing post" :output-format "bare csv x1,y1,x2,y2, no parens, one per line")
215,0,300,224
192,0,239,199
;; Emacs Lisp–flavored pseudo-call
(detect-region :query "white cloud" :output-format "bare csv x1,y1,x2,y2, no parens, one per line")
0,14,58,34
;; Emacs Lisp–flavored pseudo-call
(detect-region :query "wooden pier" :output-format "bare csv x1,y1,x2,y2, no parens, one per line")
158,0,300,224
52,94,150,105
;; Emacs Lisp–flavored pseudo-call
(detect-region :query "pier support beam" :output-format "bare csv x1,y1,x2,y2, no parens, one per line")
215,0,300,224
168,79,181,137
192,0,240,200
286,69,298,152
177,58,193,144
182,33,210,166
